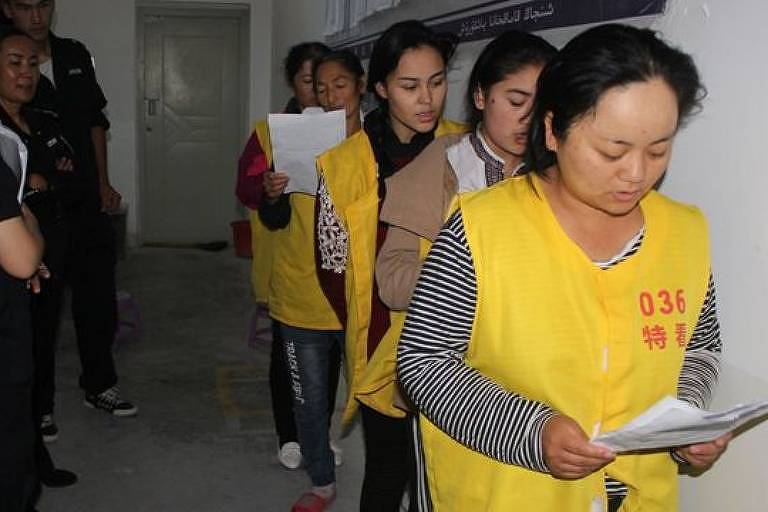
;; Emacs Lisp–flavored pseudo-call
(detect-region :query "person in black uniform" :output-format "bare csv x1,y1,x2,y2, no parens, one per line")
0,25,79,495
2,0,137,434
0,121,43,511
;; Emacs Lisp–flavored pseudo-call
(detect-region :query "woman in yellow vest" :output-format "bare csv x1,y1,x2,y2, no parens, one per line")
374,31,555,511
239,42,343,473
398,24,731,512
315,20,466,512
373,31,556,416
260,50,366,512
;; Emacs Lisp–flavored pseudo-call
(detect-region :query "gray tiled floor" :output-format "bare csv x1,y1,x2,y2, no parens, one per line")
38,248,364,511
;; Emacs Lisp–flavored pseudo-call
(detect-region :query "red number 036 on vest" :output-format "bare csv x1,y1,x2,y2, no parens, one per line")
638,289,686,316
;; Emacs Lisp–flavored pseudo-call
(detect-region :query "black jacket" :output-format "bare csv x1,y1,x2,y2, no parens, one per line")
29,33,109,211
0,106,77,196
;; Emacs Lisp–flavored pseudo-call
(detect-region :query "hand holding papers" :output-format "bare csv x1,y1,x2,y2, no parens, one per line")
592,396,768,453
268,109,346,195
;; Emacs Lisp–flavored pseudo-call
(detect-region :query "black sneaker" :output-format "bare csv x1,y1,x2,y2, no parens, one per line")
40,414,59,443
40,468,78,488
84,387,138,417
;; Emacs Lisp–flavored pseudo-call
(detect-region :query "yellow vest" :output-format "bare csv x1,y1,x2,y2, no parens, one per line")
357,196,462,418
249,120,275,304
421,175,710,512
249,120,340,332
266,134,341,329
318,119,467,426
355,236,432,417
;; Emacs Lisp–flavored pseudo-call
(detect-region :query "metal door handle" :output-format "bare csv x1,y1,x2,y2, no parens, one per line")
147,98,158,116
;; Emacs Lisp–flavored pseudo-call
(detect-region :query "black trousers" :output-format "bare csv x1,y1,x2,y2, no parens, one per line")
69,211,118,395
29,196,66,415
32,208,118,412
0,382,36,512
31,272,64,415
360,405,418,512
0,291,36,511
0,475,36,512
269,320,341,446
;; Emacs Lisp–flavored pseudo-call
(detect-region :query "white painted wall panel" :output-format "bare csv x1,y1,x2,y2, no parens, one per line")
651,2,768,508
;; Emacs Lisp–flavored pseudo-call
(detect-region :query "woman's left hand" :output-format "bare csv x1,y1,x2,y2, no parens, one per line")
674,432,733,468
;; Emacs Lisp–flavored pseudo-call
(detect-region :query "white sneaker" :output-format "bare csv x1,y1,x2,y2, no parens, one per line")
278,441,302,470
40,414,59,443
330,440,343,467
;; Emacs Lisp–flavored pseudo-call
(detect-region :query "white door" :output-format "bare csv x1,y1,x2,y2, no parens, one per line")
140,10,246,244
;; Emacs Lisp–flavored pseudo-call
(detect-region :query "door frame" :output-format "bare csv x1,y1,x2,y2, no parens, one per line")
135,1,251,245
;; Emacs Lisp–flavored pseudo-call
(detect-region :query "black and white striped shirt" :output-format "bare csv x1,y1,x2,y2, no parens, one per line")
399,210,722,503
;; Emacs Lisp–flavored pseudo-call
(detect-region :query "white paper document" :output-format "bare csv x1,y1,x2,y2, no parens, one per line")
268,109,346,195
592,396,768,452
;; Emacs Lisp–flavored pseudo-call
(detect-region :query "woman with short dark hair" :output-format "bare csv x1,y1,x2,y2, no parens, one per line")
0,26,78,495
0,55,43,506
258,47,367,512
239,41,345,477
399,24,729,511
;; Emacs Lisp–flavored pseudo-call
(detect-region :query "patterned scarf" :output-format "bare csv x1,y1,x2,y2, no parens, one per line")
469,131,506,186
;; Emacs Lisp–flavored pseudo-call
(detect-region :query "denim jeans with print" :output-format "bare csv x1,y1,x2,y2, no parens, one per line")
281,324,344,487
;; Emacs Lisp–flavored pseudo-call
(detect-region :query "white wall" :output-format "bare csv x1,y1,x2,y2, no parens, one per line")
270,0,326,111
650,2,768,508
52,0,273,243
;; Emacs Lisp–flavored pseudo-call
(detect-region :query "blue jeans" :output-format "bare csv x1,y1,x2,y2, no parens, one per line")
281,324,343,487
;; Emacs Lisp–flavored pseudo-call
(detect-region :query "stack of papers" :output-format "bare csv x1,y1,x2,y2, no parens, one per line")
268,109,346,195
592,396,768,452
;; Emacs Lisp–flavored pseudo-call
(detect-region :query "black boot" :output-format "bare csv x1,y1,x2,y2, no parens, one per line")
37,442,78,487
39,467,78,488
